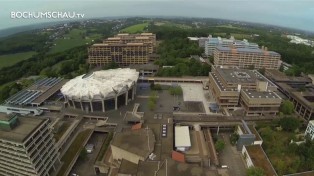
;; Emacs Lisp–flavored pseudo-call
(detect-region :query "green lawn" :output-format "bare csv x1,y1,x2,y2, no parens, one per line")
49,29,100,54
53,122,71,142
154,21,192,29
57,129,92,176
216,24,241,29
0,51,36,69
256,123,311,175
231,33,252,40
121,22,149,33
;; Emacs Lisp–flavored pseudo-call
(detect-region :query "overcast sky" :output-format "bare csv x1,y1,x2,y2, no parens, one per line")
1,0,313,31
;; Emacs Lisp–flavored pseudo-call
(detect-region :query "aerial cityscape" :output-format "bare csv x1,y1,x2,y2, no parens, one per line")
0,1,314,176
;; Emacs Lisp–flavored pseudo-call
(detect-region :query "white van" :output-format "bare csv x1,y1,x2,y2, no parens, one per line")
221,165,228,169
85,144,95,154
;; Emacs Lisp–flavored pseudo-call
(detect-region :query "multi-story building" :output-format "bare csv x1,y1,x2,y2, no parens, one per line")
0,113,60,176
208,67,281,115
88,33,156,67
240,90,282,116
103,33,156,54
305,120,314,140
265,69,314,120
213,46,281,69
88,43,150,66
204,36,259,55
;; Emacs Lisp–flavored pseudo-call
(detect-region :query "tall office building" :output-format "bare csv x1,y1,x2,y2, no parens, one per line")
88,33,156,67
104,33,156,54
213,46,281,70
0,114,60,176
208,67,281,115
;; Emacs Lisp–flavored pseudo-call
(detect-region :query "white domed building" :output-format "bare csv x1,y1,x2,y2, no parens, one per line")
61,68,139,112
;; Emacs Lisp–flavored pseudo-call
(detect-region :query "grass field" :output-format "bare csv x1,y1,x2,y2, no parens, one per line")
49,29,101,54
231,33,252,39
121,22,149,33
216,24,241,29
154,21,192,29
0,51,36,69
256,123,309,175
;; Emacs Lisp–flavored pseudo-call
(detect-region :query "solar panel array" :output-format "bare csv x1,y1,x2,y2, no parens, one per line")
5,78,63,106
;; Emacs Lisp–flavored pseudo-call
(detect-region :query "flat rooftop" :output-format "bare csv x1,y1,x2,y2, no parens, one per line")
241,90,281,99
0,113,15,121
265,69,311,83
118,159,138,175
0,116,46,143
278,83,314,108
92,43,146,47
245,145,277,176
5,77,66,106
291,90,314,108
175,126,191,147
216,46,280,56
111,128,155,158
211,68,276,91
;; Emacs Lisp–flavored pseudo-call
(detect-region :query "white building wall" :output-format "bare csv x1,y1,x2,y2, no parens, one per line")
111,145,144,164
305,121,314,140
242,146,254,168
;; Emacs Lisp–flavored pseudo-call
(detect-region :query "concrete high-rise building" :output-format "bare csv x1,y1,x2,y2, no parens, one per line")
208,67,281,115
88,43,150,66
0,113,60,176
88,33,156,67
213,46,281,70
104,33,156,54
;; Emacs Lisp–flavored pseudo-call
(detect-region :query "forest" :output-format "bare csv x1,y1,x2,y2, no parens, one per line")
1,18,314,102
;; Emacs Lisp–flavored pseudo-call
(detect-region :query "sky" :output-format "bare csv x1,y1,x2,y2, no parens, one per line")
0,0,314,32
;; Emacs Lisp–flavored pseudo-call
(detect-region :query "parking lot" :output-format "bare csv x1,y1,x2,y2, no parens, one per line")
71,132,107,176
218,133,247,176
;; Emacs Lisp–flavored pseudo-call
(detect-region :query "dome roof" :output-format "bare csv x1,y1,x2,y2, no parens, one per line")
61,68,139,100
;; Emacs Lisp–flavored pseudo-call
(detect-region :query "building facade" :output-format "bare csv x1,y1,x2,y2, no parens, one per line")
208,67,281,115
104,33,156,54
265,69,314,120
88,43,150,66
204,36,259,56
240,90,282,116
88,33,156,66
0,114,60,176
213,47,281,69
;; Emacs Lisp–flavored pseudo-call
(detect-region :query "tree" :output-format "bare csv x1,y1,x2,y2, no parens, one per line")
247,167,265,176
230,133,239,145
169,86,183,95
258,68,266,75
279,117,300,132
215,139,225,152
103,61,119,70
279,100,294,115
79,148,88,161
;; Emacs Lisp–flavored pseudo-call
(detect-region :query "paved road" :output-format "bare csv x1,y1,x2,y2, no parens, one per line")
71,133,107,176
218,133,247,176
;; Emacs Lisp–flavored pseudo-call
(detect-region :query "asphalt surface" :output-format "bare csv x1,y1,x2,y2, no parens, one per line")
218,133,247,176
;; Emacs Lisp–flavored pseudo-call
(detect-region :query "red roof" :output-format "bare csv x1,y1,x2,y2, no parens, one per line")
131,123,142,130
172,151,185,163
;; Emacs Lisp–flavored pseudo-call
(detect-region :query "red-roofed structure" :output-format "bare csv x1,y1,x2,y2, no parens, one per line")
131,123,142,130
172,151,185,163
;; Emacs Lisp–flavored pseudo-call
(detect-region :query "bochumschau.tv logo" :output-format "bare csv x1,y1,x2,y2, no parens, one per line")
11,11,85,19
